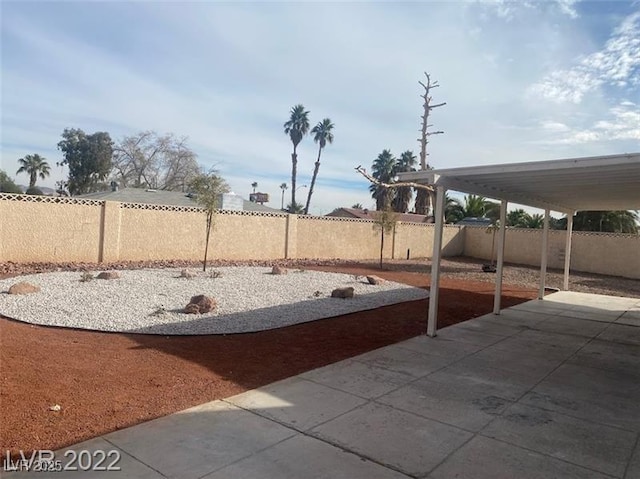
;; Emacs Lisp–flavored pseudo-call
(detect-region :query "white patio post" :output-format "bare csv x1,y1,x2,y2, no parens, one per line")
493,199,508,315
538,208,550,299
427,186,445,337
563,212,574,291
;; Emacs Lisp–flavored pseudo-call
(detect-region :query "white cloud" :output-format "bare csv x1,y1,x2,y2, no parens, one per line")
529,11,640,103
538,102,640,145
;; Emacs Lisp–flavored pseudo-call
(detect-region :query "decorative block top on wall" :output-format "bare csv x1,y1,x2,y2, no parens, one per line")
0,193,104,207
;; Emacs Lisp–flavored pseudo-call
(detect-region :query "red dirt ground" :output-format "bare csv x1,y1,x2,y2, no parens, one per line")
0,265,537,458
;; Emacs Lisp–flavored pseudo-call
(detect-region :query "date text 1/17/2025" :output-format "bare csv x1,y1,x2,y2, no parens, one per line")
3,449,122,473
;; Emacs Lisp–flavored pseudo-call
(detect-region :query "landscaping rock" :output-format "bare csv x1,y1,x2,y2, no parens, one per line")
366,275,385,285
183,303,200,314
8,282,40,295
331,287,354,299
271,265,288,275
97,271,121,280
180,269,195,279
184,295,217,314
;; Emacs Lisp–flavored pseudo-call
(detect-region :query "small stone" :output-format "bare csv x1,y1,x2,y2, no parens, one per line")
97,271,121,280
184,295,217,314
49,404,61,412
366,275,385,285
8,282,40,295
180,269,195,279
271,265,288,275
331,287,355,299
183,303,200,314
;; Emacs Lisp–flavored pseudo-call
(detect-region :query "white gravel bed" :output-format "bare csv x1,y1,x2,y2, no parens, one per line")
0,267,428,335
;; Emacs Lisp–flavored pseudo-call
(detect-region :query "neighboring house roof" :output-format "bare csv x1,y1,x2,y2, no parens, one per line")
326,207,432,223
77,188,283,213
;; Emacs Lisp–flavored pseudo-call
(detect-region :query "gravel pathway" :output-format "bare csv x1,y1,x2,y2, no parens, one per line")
0,267,428,335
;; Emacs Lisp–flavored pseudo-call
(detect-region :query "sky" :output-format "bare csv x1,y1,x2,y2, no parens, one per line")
1,0,639,215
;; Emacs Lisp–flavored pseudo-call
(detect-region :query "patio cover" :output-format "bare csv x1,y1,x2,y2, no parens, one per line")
398,152,640,336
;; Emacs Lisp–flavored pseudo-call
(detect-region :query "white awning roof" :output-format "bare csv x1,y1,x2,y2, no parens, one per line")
398,152,640,214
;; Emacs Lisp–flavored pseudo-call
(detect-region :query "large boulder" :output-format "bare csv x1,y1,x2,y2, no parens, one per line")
97,271,121,280
184,295,217,314
271,265,288,275
8,282,40,295
366,275,385,285
331,287,354,299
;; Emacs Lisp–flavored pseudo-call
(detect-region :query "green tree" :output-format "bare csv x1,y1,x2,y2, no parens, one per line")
392,150,417,213
251,181,258,193
58,128,113,195
283,104,310,210
16,154,51,189
444,194,465,223
570,211,639,234
369,149,396,210
460,194,500,220
304,118,334,215
352,203,364,210
526,213,544,229
188,170,230,271
279,182,288,210
372,202,398,269
506,209,531,228
0,170,22,193
286,201,305,214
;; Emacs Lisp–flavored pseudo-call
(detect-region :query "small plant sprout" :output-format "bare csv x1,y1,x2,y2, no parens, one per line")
150,305,167,317
80,272,94,282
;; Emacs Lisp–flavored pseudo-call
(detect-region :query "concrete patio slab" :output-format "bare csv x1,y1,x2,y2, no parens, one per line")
300,358,415,399
598,323,640,345
202,434,409,479
103,400,296,479
430,435,611,479
627,440,640,479
351,343,453,378
531,315,610,337
377,376,512,432
520,363,640,431
7,291,639,479
426,354,549,401
311,402,472,477
2,438,164,479
617,310,640,327
225,377,366,431
394,335,484,359
482,402,637,477
568,338,640,373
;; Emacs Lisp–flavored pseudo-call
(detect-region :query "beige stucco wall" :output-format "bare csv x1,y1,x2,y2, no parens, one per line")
295,216,384,260
464,225,640,279
1,195,637,279
0,196,103,263
392,223,465,259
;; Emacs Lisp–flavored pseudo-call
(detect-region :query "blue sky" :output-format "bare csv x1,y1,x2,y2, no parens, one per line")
1,1,639,215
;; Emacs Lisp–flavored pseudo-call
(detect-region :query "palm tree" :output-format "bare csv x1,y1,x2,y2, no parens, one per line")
16,154,51,188
369,149,396,210
570,210,639,234
251,182,258,194
283,104,310,209
286,201,305,214
352,203,364,210
507,209,531,228
526,213,544,229
279,183,288,210
460,194,499,220
444,194,464,223
304,118,334,215
392,150,417,213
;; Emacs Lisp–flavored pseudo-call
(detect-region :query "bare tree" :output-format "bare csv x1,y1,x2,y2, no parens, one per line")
188,170,230,271
415,72,446,215
112,131,200,191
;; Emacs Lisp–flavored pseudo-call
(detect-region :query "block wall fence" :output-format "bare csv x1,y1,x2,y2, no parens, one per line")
1,194,638,279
